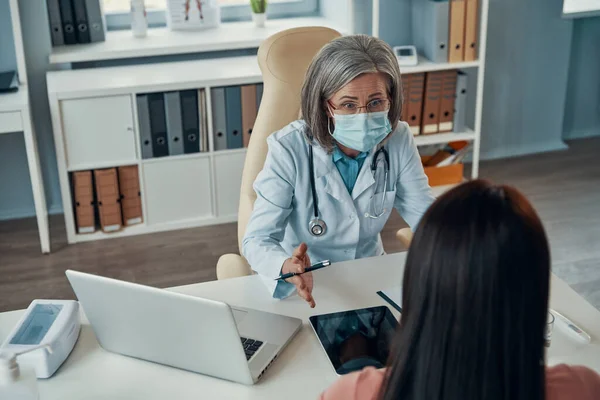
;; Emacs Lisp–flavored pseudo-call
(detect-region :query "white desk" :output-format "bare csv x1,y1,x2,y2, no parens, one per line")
0,87,50,253
1,253,599,399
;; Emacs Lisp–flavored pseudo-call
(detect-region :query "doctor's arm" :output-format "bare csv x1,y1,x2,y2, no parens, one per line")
242,138,312,303
393,132,436,230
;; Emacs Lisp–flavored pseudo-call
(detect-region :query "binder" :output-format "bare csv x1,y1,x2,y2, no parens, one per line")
256,83,264,109
412,0,449,63
211,88,228,151
453,71,468,132
84,0,106,43
421,72,444,135
164,91,185,156
148,93,170,158
72,0,91,44
59,0,77,45
438,70,458,132
225,86,243,149
449,0,467,62
117,166,143,226
407,73,425,135
199,89,209,152
241,85,258,148
47,0,64,46
72,170,95,234
401,74,410,122
93,168,122,233
136,94,153,159
180,90,200,154
464,0,479,61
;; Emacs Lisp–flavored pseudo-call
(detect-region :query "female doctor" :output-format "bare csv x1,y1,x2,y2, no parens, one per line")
242,35,435,307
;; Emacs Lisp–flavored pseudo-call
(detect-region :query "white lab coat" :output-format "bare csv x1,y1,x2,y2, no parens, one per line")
242,120,435,296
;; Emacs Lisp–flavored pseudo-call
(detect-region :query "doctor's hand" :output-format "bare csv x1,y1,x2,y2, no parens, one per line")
282,243,315,308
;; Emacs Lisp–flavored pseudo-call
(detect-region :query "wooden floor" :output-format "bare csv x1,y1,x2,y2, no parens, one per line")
1,137,599,313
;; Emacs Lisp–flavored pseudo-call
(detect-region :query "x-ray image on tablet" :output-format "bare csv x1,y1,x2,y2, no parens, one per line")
309,306,398,375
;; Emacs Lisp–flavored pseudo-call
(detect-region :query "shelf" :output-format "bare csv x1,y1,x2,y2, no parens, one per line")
212,148,248,156
413,129,476,146
49,17,347,65
67,160,138,172
72,214,238,243
47,55,262,98
141,152,211,164
562,0,600,18
400,56,480,75
0,85,28,113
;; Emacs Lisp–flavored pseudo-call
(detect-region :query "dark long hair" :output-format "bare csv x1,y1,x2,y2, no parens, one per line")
380,180,550,400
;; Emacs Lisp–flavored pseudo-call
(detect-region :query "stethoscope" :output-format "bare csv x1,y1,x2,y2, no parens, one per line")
308,144,390,237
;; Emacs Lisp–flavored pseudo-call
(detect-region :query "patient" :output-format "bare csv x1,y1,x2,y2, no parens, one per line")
320,180,600,400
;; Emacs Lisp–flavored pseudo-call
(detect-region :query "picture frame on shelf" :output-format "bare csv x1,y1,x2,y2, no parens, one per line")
166,0,221,31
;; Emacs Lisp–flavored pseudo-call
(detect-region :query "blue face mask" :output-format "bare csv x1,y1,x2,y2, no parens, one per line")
328,110,392,152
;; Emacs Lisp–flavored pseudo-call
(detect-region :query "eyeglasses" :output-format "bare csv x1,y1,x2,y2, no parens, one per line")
328,98,390,116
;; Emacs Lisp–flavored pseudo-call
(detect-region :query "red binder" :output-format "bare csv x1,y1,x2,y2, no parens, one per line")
72,170,95,234
407,73,426,135
118,166,143,226
421,72,443,135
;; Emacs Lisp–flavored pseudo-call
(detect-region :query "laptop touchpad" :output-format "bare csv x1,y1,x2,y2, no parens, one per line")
232,308,248,325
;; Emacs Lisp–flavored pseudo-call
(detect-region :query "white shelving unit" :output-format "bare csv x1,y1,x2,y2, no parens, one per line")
46,0,489,244
0,0,50,253
373,0,489,189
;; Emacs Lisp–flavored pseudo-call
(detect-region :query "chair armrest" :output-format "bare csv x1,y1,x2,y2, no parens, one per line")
216,254,253,280
396,228,413,248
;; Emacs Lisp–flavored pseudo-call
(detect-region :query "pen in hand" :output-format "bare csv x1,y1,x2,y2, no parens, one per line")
275,260,331,281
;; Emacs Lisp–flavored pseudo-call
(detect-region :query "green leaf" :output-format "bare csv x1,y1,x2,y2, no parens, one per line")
250,0,267,14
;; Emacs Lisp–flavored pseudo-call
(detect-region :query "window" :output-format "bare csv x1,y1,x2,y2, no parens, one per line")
103,0,319,30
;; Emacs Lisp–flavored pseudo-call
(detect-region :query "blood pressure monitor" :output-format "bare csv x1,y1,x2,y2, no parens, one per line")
0,300,80,378
393,45,419,67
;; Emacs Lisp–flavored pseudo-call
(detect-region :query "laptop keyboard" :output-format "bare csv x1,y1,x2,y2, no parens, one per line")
240,337,264,361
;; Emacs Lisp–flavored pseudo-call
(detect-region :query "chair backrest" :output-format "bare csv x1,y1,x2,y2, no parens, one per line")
237,26,342,252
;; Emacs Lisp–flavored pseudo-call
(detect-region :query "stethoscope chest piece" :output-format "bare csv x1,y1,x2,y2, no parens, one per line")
309,218,327,237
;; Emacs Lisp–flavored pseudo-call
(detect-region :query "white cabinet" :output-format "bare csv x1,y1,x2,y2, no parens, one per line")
142,157,213,225
61,95,137,170
214,152,245,217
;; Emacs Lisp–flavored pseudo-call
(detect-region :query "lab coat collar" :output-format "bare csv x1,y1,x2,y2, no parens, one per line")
351,144,379,200
310,142,379,202
310,143,351,203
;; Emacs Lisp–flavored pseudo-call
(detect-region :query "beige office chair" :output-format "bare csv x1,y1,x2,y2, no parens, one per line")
215,27,413,280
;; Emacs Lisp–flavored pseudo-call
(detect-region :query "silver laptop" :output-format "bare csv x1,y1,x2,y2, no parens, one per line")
65,270,302,385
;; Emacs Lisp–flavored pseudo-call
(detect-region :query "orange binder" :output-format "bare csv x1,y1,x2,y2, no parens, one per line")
401,74,410,123
421,72,443,135
72,170,95,234
117,165,143,226
464,0,479,61
241,85,258,148
449,0,467,63
93,168,122,233
407,73,426,135
438,70,458,133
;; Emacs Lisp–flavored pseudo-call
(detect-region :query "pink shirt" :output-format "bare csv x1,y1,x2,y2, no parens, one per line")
320,365,600,400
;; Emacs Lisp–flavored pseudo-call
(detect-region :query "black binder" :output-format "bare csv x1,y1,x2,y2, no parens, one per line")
180,90,200,154
59,0,77,45
72,0,91,44
148,93,170,158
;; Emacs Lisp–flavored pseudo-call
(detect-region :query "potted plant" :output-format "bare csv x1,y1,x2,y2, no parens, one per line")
250,0,267,27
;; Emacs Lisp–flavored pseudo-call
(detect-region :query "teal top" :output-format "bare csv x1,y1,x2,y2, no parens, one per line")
332,146,369,193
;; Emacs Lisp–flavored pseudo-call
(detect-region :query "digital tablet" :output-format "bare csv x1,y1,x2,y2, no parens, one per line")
309,306,398,375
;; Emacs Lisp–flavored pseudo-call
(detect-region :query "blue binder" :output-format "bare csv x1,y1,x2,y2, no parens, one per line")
211,88,228,151
148,93,169,158
225,86,243,149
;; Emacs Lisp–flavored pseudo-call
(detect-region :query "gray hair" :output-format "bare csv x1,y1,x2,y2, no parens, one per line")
301,34,403,152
